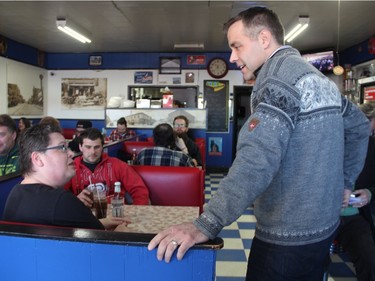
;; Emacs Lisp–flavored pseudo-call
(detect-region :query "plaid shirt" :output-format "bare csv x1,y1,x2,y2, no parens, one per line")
137,147,193,167
109,129,136,141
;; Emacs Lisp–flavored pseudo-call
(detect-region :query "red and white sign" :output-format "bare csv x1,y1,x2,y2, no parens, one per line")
187,55,206,65
364,86,375,100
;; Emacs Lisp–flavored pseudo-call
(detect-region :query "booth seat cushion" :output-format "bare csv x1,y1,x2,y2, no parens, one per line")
123,141,154,155
132,165,205,213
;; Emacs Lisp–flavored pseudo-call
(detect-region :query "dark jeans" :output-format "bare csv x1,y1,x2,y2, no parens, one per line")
336,215,375,281
246,232,336,281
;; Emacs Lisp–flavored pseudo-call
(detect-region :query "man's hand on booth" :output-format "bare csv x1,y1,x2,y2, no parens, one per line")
148,222,209,263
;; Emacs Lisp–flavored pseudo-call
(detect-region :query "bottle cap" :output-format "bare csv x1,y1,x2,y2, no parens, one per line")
114,181,121,193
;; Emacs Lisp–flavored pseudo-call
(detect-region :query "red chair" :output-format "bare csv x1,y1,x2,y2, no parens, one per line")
132,165,205,214
62,128,75,139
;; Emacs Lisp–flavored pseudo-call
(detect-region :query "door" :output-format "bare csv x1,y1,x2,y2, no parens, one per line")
232,86,253,161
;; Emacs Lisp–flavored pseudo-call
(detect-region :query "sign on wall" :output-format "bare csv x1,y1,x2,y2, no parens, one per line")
204,80,229,132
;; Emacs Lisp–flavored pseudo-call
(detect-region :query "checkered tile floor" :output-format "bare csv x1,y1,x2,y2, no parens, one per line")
204,172,357,281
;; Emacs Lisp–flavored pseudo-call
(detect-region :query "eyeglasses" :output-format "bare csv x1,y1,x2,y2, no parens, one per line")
38,144,68,153
173,124,186,128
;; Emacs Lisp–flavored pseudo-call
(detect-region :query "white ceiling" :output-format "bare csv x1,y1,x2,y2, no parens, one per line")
0,1,374,54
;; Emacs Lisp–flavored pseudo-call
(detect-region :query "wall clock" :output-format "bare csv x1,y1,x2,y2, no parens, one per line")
207,57,228,79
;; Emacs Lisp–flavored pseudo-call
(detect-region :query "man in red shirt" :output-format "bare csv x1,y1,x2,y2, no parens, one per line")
65,128,149,207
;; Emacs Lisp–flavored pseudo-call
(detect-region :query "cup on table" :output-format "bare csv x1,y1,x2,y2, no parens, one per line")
85,185,94,202
87,184,108,219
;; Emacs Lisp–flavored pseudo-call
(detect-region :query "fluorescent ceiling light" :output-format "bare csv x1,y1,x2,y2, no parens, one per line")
56,19,91,44
174,43,204,49
285,16,309,43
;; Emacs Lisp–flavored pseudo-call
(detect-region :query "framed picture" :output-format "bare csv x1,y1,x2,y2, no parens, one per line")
89,55,102,66
159,57,181,74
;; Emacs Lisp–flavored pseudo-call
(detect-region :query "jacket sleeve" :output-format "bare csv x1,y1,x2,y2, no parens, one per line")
341,96,370,189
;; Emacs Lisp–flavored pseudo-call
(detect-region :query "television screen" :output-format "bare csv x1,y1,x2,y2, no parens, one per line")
301,50,334,73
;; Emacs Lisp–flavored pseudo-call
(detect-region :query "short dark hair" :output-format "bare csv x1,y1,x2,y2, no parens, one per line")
0,114,17,133
39,116,62,132
153,123,176,149
19,124,62,175
117,117,127,126
223,6,284,45
173,115,189,127
78,128,104,145
76,120,92,129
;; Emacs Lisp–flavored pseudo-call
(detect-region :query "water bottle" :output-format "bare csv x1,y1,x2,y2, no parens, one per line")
112,182,124,217
131,148,138,165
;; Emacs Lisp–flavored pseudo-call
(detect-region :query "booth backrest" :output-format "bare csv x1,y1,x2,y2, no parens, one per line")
195,138,206,169
123,141,154,155
0,174,23,219
62,128,75,139
132,165,205,213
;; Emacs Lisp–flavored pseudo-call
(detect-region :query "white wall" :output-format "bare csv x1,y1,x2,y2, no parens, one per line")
47,68,243,119
0,56,244,119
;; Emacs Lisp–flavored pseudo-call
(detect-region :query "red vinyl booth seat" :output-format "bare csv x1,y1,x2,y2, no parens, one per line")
62,128,75,140
123,141,154,155
132,165,205,214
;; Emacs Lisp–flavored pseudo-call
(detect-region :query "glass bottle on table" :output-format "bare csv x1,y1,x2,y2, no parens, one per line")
131,148,138,165
112,182,124,217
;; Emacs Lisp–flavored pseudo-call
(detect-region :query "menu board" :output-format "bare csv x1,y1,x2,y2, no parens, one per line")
204,80,229,132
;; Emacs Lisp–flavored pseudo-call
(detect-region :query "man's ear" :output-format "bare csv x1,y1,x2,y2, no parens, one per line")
258,29,272,49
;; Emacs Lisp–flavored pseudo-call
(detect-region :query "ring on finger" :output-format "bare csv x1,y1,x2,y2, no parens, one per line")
170,240,178,247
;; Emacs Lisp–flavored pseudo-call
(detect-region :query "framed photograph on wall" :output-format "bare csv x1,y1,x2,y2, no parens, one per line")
159,57,181,74
89,55,102,66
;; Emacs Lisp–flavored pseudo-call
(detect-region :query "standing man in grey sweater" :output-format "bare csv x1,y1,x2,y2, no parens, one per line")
148,6,370,280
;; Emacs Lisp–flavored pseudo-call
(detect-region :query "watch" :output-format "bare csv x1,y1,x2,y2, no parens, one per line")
207,57,228,79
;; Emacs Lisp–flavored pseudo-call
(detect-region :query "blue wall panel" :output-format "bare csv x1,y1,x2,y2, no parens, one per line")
0,235,217,281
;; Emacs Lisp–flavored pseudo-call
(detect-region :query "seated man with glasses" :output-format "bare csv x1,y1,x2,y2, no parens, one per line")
173,115,202,167
3,124,126,230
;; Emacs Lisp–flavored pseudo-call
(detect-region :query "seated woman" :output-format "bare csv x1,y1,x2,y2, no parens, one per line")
137,123,194,167
18,117,31,134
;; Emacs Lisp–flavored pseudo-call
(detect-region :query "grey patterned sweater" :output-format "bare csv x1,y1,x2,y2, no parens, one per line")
195,46,370,246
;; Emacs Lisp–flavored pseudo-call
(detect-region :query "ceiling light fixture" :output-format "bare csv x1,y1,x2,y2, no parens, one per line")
174,43,204,49
56,18,91,44
284,16,309,43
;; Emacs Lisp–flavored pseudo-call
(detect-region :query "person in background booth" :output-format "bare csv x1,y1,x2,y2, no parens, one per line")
137,123,194,167
337,103,375,281
109,117,135,141
17,117,31,134
39,116,62,132
0,114,19,177
65,128,149,208
148,7,369,281
3,124,126,230
68,120,92,154
173,115,202,167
